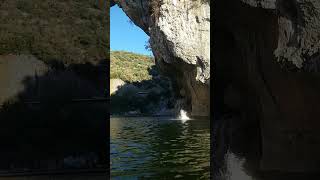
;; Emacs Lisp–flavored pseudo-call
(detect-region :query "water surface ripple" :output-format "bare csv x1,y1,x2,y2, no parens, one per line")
111,117,210,179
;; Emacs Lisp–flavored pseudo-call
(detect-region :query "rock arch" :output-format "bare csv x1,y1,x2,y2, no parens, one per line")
111,0,210,117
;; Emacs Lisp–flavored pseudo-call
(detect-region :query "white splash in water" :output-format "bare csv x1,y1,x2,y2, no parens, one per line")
223,151,252,179
178,109,190,122
173,0,177,6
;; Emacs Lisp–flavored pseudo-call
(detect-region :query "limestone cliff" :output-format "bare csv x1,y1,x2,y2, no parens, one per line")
214,0,320,172
111,0,210,117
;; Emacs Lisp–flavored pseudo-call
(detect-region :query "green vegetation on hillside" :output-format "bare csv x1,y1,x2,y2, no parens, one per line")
110,51,154,82
0,0,108,65
110,51,174,115
0,0,108,167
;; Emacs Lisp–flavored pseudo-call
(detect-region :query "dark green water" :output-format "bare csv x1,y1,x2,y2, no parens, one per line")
110,117,210,179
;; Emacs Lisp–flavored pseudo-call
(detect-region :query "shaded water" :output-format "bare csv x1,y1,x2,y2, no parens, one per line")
213,115,320,180
110,117,210,179
0,174,105,180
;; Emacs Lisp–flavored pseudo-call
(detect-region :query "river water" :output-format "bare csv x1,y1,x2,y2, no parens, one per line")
212,115,320,180
110,116,210,179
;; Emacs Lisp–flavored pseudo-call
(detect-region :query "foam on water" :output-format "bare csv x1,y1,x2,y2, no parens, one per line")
178,109,190,122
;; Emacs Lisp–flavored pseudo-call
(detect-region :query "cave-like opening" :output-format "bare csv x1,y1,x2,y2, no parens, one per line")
109,4,175,116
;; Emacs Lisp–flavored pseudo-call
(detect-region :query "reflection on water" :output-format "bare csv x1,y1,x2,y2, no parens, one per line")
110,117,210,179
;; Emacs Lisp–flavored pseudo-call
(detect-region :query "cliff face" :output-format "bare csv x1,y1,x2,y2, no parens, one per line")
240,0,320,71
214,0,320,172
111,0,210,117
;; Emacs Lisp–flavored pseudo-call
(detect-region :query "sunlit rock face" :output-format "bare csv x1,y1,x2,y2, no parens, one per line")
0,55,49,106
214,0,320,172
110,78,126,95
111,0,210,117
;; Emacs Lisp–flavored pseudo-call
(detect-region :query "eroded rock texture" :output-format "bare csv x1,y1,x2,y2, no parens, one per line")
215,0,320,172
111,0,210,117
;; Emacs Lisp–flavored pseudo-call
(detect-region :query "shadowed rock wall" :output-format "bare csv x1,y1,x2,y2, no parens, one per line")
214,0,320,172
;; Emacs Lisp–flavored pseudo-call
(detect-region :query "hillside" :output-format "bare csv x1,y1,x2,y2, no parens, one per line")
110,51,154,82
0,0,108,65
0,0,108,168
110,51,174,115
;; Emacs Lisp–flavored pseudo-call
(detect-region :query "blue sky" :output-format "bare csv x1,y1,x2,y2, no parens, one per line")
110,5,152,56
